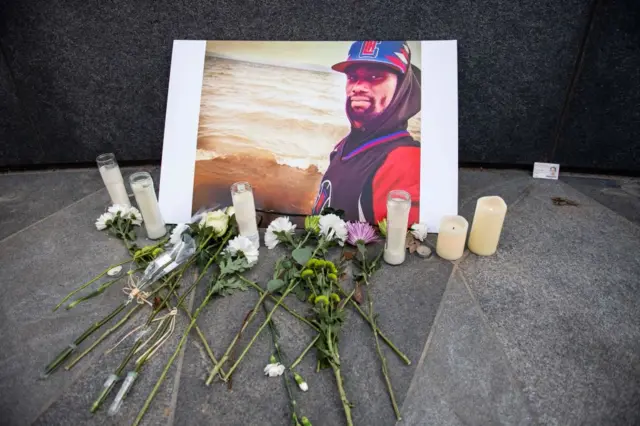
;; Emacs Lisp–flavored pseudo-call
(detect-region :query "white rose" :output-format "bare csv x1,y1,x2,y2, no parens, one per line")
199,210,229,236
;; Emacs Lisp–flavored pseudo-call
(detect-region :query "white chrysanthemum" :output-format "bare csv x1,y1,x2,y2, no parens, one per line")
265,217,296,249
95,212,114,230
199,209,229,237
410,223,428,242
225,235,259,266
169,223,189,245
127,206,143,226
264,362,285,377
319,214,348,246
108,204,130,216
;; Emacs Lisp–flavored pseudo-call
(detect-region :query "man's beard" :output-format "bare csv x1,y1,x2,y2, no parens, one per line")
346,99,382,125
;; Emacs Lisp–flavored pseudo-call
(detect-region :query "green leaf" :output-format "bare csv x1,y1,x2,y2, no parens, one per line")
292,247,313,265
293,285,307,301
267,279,285,293
127,230,136,241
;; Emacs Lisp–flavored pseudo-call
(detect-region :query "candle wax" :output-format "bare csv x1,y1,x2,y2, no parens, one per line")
99,165,130,206
232,189,259,246
436,215,468,260
131,180,166,239
468,196,507,256
383,199,410,265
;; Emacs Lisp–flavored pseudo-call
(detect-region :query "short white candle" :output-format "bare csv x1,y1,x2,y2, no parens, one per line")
436,215,468,260
231,182,259,247
129,172,166,240
383,190,411,265
97,153,130,206
468,196,508,256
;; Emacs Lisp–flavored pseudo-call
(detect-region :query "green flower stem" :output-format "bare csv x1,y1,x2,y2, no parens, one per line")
65,267,145,310
367,288,401,420
132,282,218,426
64,279,172,370
336,284,411,365
205,289,269,385
290,334,319,371
43,303,127,377
53,259,133,311
330,360,353,426
172,293,227,378
237,275,318,332
221,281,299,382
263,303,303,424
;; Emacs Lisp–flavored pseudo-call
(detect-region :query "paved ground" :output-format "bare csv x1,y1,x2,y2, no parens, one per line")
0,167,638,426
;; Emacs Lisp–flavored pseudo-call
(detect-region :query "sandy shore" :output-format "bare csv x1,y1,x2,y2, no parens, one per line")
193,154,322,225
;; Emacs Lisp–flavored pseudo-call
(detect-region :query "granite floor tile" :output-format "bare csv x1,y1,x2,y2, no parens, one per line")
401,269,534,426
561,174,640,226
172,242,453,426
0,166,160,241
459,179,640,425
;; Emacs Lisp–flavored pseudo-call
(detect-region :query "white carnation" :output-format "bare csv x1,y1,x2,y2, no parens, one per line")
265,217,296,249
95,212,114,231
410,223,428,242
169,223,189,245
319,214,348,246
264,362,285,377
225,235,259,266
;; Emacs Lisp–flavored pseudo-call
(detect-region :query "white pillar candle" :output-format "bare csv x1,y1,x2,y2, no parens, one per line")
97,153,130,206
468,196,508,256
383,190,411,265
436,215,469,260
231,182,259,247
129,172,166,240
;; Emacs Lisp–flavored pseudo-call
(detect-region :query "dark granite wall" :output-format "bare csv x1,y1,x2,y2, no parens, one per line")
0,0,638,172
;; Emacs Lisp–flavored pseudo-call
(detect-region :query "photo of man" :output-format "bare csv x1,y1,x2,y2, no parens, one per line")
312,41,421,224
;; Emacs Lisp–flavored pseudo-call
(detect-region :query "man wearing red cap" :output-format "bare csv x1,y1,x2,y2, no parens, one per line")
312,41,421,224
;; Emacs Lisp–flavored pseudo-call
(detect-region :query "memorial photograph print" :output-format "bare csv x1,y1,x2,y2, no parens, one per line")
192,40,422,224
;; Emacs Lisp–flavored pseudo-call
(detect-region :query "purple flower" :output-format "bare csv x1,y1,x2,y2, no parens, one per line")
346,222,379,246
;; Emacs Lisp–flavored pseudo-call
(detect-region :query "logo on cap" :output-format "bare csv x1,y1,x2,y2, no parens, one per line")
360,41,381,58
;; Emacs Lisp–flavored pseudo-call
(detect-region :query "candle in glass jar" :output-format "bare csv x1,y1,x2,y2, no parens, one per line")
129,172,166,240
436,215,468,260
231,182,259,247
383,190,411,265
97,153,130,206
468,196,507,256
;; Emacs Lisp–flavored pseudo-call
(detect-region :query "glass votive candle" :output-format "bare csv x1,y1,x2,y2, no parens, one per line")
97,153,130,206
231,182,259,247
129,172,166,240
383,190,411,265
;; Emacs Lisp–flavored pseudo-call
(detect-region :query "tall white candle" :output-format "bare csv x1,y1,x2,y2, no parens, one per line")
383,190,411,265
436,215,468,260
231,182,259,247
97,153,130,206
468,196,507,256
129,172,166,240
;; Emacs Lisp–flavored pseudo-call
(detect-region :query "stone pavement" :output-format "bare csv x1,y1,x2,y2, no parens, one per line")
0,167,638,426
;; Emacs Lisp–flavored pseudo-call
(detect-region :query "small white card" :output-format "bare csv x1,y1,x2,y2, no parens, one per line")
533,162,560,180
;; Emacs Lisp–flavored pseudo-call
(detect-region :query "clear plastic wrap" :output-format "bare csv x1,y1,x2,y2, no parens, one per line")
134,234,196,294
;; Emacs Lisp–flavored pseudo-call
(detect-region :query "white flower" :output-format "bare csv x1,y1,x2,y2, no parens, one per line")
95,212,114,230
199,209,229,236
225,206,235,217
108,204,130,216
127,206,143,226
264,362,285,377
169,223,189,245
265,217,296,249
107,265,123,277
293,372,308,391
410,223,428,242
225,235,259,266
319,214,348,246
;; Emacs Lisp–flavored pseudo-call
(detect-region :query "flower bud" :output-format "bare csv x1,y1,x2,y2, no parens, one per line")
378,218,388,237
269,354,277,364
301,416,312,426
293,372,308,392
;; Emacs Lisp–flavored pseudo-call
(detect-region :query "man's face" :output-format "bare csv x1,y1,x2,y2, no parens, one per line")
345,64,398,126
